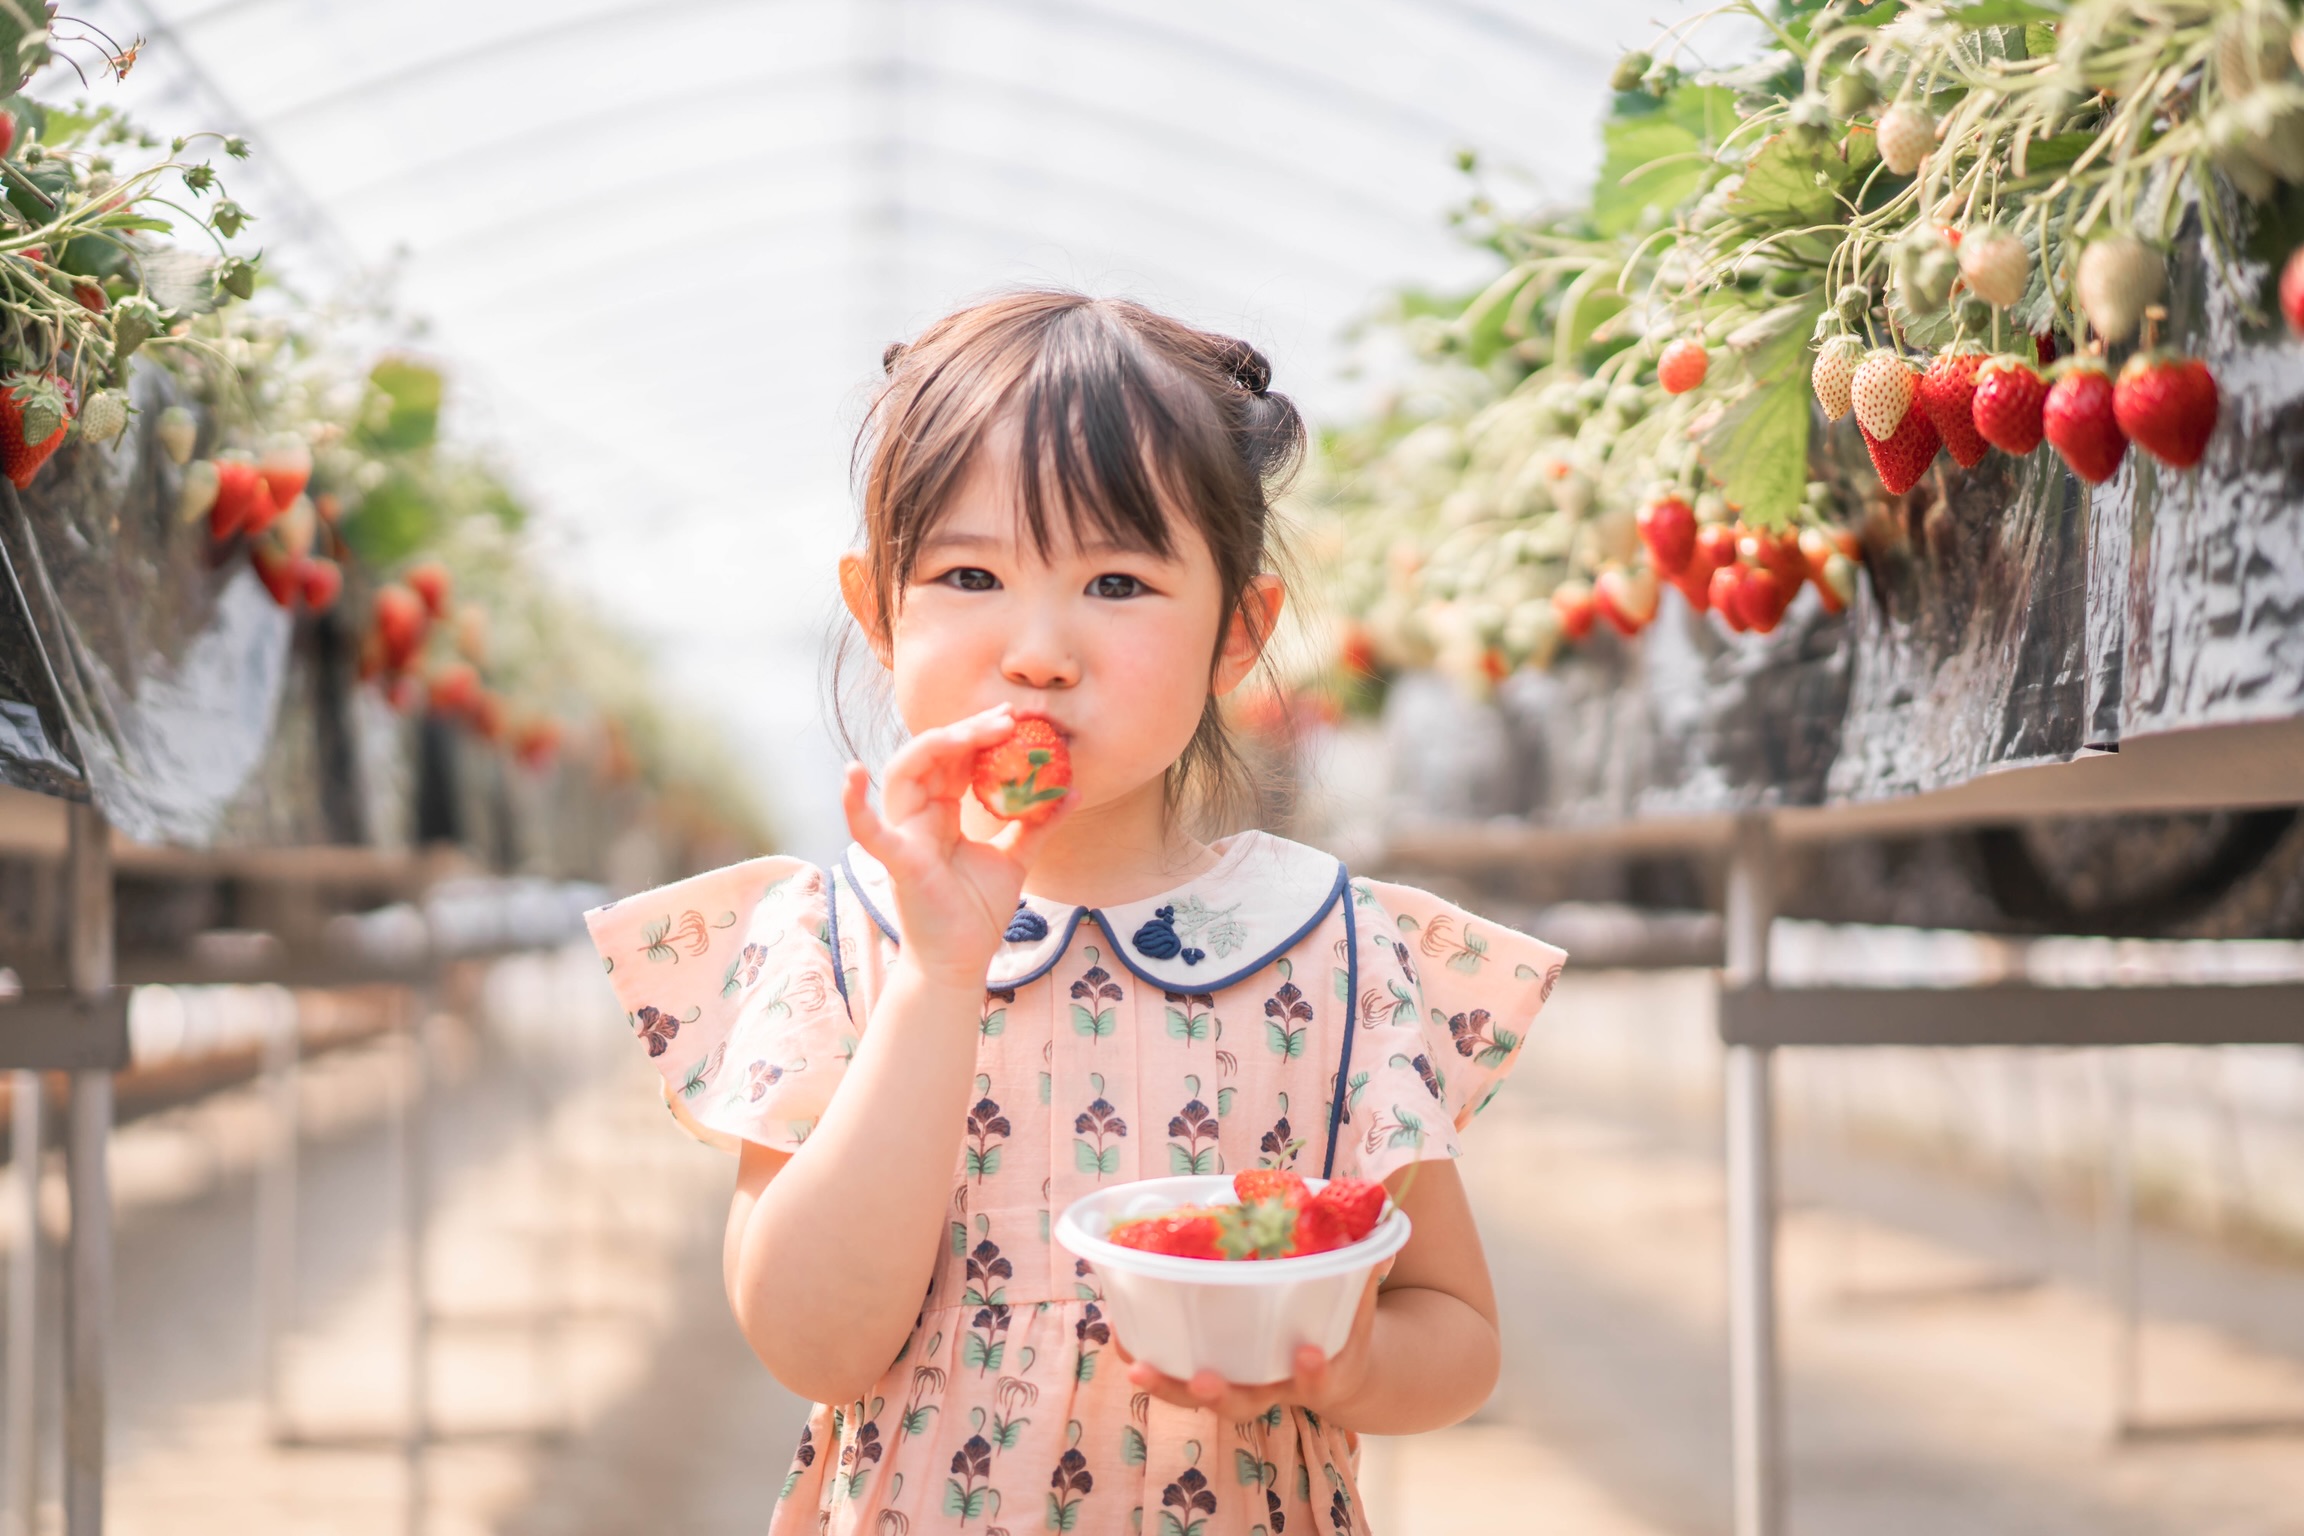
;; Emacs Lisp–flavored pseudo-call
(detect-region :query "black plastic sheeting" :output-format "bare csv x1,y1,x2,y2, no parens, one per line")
1401,225,2304,829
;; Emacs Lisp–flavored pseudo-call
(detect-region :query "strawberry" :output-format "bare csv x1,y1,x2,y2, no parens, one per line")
2034,332,2059,367
429,661,481,720
241,473,282,537
2113,353,2218,470
1859,406,1942,495
1738,565,1797,634
1551,579,1597,641
300,556,343,614
2075,237,2164,344
209,455,260,539
373,583,427,673
1594,566,1659,635
1736,527,1808,586
2282,245,2304,335
77,390,127,446
1958,227,2028,308
157,406,199,465
1916,351,1990,468
1110,1209,1224,1259
385,672,423,714
0,114,14,159
1850,350,1915,439
1308,1177,1388,1245
971,714,1071,821
406,560,452,619
470,690,505,742
258,431,311,507
251,545,302,608
1288,1199,1350,1256
177,459,219,525
1708,563,1749,632
1971,356,2048,454
1875,105,1934,176
1636,495,1697,575
1812,336,1860,420
2043,363,2128,484
1658,337,1709,394
1234,1169,1309,1207
514,717,563,771
70,282,104,313
0,372,73,489
1798,527,1861,616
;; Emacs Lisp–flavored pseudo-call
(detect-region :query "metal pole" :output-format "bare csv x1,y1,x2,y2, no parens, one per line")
1723,812,1781,1536
6,1069,41,1536
397,987,430,1536
62,802,111,1536
257,990,301,1445
2100,1053,2138,1434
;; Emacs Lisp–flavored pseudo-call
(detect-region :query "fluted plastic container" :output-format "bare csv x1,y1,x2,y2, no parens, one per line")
1054,1175,1411,1384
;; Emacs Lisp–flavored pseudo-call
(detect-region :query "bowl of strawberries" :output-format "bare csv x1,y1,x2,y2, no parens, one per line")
1054,1170,1408,1385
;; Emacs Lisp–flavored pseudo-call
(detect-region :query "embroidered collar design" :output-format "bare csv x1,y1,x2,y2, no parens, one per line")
838,831,1347,992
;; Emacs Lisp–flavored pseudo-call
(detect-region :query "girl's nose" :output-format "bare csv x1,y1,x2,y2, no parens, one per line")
1001,621,1079,690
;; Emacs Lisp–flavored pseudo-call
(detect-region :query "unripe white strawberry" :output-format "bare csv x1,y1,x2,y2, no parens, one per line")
156,404,198,464
78,390,127,445
1958,227,2029,308
1875,105,1935,176
2076,236,2165,343
1850,349,1916,439
1812,335,1861,420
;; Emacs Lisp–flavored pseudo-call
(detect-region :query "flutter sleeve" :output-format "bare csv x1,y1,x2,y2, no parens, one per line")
1336,877,1566,1185
584,856,859,1154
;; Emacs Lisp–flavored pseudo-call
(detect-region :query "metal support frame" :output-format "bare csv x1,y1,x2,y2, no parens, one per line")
6,1070,40,1536
62,802,111,1536
1722,813,1780,1536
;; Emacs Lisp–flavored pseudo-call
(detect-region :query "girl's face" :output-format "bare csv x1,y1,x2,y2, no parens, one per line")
844,430,1277,819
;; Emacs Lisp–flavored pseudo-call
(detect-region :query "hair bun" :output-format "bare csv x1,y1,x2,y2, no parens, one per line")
1220,340,1271,396
882,339,911,375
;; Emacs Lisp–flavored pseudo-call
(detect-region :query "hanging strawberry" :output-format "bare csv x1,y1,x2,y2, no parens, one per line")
1851,350,1916,439
1595,566,1660,635
1635,494,1697,575
1957,227,2028,308
2075,237,2165,344
373,584,428,674
1811,336,1860,420
1737,564,1796,635
2279,245,2304,335
2042,362,2129,484
1707,563,1749,632
1551,579,1598,641
258,432,312,507
300,557,343,614
1875,104,1935,176
1859,408,1943,495
1916,351,1990,468
1971,356,2049,454
1658,338,1709,394
2112,353,2218,469
406,560,452,619
0,373,75,490
157,406,199,465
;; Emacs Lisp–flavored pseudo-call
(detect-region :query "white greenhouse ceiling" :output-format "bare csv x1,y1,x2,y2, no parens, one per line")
61,0,1647,856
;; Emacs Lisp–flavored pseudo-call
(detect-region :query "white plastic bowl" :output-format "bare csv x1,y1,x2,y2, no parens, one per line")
1054,1174,1411,1385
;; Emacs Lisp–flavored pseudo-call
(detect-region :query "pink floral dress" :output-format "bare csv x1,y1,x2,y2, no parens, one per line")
586,830,1564,1535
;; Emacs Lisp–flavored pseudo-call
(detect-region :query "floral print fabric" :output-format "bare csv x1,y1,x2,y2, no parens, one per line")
586,831,1565,1534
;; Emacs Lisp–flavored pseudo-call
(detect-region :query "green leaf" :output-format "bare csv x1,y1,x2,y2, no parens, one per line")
1944,0,2060,23
1217,1086,1236,1117
1076,1350,1097,1384
1592,87,1731,236
1728,133,1849,224
951,1221,967,1256
1122,1425,1147,1466
1236,1449,1262,1486
1264,1022,1306,1060
1700,375,1810,530
1075,1141,1121,1176
966,1146,1001,1178
1168,1144,1217,1175
362,356,442,452
1050,1493,1080,1530
1071,1004,1117,1039
980,1008,1006,1038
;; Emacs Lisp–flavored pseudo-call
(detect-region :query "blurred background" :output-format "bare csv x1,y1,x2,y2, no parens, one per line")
0,2,2300,1534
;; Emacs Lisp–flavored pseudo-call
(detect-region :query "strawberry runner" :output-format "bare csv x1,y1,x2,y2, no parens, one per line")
586,830,1564,1535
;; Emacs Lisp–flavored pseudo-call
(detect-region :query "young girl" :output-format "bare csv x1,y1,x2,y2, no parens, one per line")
585,292,1564,1535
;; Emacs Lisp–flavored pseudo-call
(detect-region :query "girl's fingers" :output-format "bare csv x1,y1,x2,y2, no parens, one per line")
841,763,899,864
879,706,1015,823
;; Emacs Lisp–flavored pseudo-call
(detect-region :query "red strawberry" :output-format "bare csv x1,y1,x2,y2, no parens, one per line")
1234,1169,1308,1207
1308,1177,1387,1244
1288,1199,1350,1256
385,672,423,714
971,714,1071,821
0,372,73,489
70,282,105,312
2282,246,2304,335
406,559,452,619
2113,353,2218,470
1636,495,1697,575
514,717,564,771
1917,351,1990,468
240,473,282,538
2042,363,2127,484
0,115,14,159
1798,528,1860,614
258,433,312,507
1859,407,1942,495
1971,356,2048,454
2034,331,2059,367
1708,563,1749,631
1738,565,1797,634
1658,338,1709,394
429,661,481,720
470,690,505,742
373,583,427,672
1551,579,1597,641
300,556,343,614
1110,1209,1224,1259
208,457,256,538
1736,527,1807,586
251,545,302,608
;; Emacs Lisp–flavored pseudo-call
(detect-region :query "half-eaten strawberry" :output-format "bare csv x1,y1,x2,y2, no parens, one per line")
972,715,1071,821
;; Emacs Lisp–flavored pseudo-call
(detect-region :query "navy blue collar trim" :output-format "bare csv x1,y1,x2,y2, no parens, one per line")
837,849,1350,996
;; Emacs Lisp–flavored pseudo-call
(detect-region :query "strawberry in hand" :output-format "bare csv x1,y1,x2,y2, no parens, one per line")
970,714,1071,822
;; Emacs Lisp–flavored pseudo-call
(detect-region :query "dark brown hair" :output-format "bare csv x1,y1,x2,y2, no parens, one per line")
838,290,1304,829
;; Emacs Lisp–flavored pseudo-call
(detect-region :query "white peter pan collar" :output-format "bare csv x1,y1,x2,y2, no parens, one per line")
837,830,1347,993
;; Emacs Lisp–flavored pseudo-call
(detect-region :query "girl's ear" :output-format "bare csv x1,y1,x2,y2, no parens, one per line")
838,551,893,669
1212,574,1285,697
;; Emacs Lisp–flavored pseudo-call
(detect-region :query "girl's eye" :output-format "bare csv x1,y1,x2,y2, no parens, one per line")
941,567,999,592
1089,573,1146,599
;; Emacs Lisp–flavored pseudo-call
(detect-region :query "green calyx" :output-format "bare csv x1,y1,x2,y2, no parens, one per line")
1217,1197,1298,1260
992,747,1067,816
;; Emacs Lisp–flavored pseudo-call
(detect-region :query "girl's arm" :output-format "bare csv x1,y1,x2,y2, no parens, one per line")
1121,1159,1502,1435
720,706,1069,1405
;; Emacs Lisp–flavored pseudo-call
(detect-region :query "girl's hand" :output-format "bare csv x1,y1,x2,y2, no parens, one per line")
842,705,1073,989
1116,1260,1392,1422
